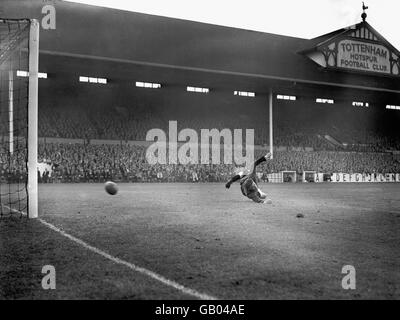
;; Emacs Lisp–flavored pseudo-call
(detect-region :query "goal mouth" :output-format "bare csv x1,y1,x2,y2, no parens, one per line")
302,171,317,183
0,19,39,219
265,171,297,183
281,171,297,183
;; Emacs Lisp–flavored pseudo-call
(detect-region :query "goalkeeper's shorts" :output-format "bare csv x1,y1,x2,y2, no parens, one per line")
240,175,267,203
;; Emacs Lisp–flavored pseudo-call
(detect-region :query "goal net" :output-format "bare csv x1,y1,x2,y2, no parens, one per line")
282,171,297,183
266,171,297,183
0,19,39,218
302,171,316,182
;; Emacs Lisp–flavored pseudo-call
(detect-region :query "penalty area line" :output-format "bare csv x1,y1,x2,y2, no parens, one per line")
2,205,217,300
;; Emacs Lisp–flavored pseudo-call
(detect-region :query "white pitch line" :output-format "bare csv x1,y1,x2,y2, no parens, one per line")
2,205,217,300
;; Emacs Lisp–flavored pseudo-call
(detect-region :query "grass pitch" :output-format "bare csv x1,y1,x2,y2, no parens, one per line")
1,183,399,299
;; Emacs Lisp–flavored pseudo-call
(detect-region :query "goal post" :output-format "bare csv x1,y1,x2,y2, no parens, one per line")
0,19,39,218
28,19,39,219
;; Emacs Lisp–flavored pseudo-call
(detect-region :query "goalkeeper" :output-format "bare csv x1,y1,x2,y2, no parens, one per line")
225,152,272,203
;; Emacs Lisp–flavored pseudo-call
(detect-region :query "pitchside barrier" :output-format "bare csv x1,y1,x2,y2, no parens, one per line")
266,172,400,183
301,172,400,183
329,173,400,183
31,167,400,183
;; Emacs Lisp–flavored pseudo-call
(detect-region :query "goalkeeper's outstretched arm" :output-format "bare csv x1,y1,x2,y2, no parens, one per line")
225,174,242,189
226,152,272,189
250,152,272,174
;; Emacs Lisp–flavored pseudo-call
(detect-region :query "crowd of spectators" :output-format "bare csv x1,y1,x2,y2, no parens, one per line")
4,142,399,184
263,150,400,174
0,145,26,183
2,98,400,183
36,143,236,183
36,101,400,152
1,142,400,183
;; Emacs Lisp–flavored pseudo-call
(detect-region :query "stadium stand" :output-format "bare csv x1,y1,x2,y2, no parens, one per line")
3,141,399,183
36,98,400,150
26,89,400,184
2,1,399,185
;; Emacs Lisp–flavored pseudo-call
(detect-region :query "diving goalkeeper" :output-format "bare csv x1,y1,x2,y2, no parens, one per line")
225,152,272,203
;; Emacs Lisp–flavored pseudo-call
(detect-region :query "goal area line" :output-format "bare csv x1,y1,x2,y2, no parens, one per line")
1,205,217,300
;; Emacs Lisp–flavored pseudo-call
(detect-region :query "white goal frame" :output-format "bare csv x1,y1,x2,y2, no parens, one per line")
281,171,297,183
27,20,39,218
302,171,316,182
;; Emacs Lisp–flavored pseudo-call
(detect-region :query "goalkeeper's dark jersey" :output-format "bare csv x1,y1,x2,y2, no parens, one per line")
239,173,265,203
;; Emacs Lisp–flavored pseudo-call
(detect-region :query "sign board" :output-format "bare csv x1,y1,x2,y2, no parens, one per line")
268,172,400,183
337,39,391,74
330,173,400,182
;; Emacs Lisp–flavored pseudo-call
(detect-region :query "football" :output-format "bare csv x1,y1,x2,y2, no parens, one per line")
105,181,118,195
